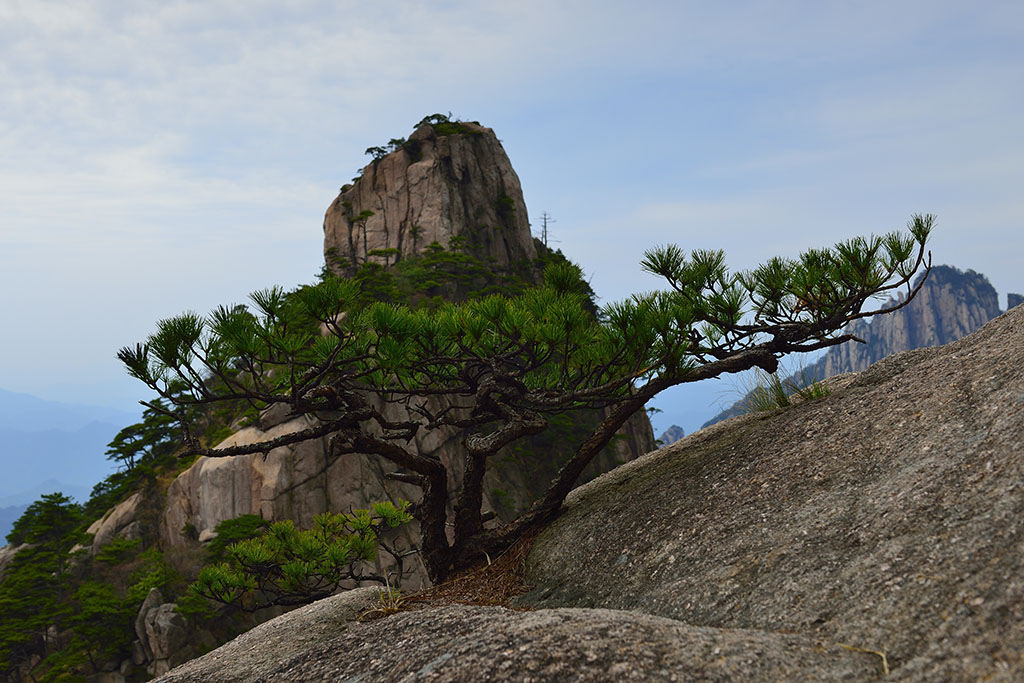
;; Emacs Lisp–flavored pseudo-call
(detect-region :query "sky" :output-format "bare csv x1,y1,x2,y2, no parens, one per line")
2,0,1023,438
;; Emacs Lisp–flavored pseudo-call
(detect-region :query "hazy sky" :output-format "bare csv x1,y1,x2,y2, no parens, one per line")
2,1,1022,436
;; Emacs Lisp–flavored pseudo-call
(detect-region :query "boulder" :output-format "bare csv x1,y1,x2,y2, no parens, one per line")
86,491,144,554
134,593,195,677
154,589,877,681
144,604,190,661
134,587,165,660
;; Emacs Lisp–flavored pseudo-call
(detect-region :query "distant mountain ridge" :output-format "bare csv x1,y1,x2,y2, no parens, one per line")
0,388,137,432
0,389,132,505
703,265,1009,428
657,425,685,445
806,265,1002,378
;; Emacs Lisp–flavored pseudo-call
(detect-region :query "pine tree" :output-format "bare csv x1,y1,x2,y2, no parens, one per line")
119,216,933,581
1,493,83,678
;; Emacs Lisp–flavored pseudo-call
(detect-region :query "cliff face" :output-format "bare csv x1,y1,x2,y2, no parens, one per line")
323,122,537,273
809,265,1002,378
703,264,1005,428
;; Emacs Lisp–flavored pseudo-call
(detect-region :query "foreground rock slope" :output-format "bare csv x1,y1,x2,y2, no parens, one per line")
159,300,1024,681
156,588,876,681
524,303,1024,680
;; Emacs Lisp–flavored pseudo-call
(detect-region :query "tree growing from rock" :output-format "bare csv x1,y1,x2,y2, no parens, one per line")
119,215,933,582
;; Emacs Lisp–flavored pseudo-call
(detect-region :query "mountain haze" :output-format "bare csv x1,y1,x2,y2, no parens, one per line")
0,389,132,506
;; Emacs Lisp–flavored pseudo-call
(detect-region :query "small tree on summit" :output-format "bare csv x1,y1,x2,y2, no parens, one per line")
119,214,933,582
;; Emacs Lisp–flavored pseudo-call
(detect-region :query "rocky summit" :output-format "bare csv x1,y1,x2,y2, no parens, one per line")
157,288,1024,680
323,121,537,273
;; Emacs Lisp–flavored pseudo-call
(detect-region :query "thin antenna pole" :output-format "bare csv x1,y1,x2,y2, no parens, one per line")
539,211,555,247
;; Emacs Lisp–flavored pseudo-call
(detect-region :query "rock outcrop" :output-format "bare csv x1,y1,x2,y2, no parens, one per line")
156,120,654,589
704,264,1006,427
323,122,537,273
155,589,877,682
132,589,196,677
85,491,145,553
1009,292,1023,310
159,303,1024,681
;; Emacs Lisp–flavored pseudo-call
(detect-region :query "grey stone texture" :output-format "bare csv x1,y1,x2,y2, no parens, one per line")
156,590,877,682
523,303,1024,681
323,123,537,272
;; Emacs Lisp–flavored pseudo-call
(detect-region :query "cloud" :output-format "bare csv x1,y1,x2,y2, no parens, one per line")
2,0,1022,426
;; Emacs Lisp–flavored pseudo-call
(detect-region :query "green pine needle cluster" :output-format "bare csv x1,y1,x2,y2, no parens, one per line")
191,502,412,611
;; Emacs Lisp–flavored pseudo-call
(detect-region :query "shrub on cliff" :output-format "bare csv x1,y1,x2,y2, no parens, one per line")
191,502,412,611
119,215,933,582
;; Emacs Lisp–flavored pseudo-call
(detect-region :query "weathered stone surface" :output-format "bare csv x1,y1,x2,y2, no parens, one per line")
144,604,190,661
257,402,295,431
155,588,877,682
134,588,165,660
86,491,144,553
130,640,146,666
323,123,537,272
521,304,1024,681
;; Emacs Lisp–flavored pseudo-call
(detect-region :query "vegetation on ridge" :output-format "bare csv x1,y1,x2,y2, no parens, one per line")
192,503,412,611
